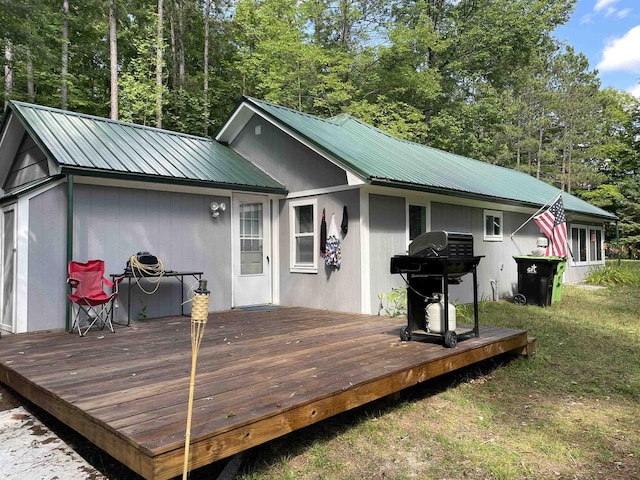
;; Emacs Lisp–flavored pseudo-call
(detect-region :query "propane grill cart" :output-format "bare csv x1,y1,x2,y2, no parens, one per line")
390,231,483,348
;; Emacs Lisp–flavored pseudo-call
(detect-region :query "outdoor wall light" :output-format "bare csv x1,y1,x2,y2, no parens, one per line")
210,201,227,218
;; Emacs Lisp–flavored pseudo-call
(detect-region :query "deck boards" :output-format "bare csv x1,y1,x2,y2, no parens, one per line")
0,307,532,480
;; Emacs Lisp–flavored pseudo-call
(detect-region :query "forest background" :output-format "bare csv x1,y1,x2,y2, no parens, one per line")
1,0,639,251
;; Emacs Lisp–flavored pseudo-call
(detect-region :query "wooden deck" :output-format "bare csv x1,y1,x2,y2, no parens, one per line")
0,307,534,480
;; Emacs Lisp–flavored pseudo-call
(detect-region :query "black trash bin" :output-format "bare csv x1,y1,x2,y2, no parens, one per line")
513,256,564,307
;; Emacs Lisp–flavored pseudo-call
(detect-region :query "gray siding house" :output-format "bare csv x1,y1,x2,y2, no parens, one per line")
217,97,615,314
0,102,285,334
0,98,615,334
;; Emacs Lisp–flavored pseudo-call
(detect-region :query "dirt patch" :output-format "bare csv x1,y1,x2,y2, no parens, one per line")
0,383,22,412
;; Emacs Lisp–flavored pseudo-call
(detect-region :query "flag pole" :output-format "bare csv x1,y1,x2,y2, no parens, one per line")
510,191,563,238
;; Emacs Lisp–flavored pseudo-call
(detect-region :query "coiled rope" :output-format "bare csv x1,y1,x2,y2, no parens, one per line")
129,255,165,294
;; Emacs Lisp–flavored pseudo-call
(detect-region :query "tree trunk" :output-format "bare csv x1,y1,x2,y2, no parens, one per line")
175,0,186,122
203,0,211,135
536,127,543,180
156,0,164,128
567,142,573,194
109,0,118,120
26,49,35,102
4,41,12,109
339,0,350,49
177,0,185,89
61,0,69,110
169,4,177,87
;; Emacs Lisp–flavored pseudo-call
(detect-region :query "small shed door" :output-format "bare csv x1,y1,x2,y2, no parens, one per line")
0,204,17,333
232,193,272,307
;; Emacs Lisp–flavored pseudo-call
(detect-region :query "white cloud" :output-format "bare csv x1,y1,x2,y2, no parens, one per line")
617,8,631,19
580,12,595,24
597,26,640,72
605,6,617,17
628,83,640,99
594,0,619,12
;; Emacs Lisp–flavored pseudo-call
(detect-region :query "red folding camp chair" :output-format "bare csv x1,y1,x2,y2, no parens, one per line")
67,260,123,336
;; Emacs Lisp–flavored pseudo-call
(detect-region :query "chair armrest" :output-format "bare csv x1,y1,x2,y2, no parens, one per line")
102,276,125,288
67,277,80,288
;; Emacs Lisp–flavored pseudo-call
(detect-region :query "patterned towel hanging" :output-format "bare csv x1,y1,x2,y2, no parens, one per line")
324,213,341,270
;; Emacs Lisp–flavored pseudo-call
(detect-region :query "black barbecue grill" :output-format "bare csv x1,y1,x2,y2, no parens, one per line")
390,231,483,347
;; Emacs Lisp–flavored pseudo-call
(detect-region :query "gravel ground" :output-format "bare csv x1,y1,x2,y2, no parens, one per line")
0,383,231,479
0,383,144,479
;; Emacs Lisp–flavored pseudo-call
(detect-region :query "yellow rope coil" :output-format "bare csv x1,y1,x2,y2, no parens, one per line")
129,255,165,294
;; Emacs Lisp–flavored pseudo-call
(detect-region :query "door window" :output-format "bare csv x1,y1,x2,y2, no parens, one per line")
239,202,263,275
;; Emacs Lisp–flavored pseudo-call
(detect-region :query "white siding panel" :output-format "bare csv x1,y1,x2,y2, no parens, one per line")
27,185,67,331
369,194,407,314
278,190,361,313
232,116,348,192
72,184,231,326
431,202,542,302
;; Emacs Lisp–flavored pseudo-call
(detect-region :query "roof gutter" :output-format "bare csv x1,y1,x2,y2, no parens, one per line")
59,166,288,196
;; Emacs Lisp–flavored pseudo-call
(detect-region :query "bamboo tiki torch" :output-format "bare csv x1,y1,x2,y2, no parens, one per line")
183,279,210,480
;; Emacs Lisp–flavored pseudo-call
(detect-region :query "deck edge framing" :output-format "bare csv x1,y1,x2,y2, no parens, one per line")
158,331,530,480
0,327,532,480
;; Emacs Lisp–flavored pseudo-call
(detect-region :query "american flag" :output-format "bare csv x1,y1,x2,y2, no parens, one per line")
534,196,567,257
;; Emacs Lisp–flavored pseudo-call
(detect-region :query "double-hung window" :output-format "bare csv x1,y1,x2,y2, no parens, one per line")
289,199,318,273
484,210,503,241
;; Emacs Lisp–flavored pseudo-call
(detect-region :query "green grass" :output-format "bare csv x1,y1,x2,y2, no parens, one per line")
234,285,640,480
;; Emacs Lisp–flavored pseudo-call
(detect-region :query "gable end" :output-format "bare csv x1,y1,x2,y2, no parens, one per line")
3,133,50,192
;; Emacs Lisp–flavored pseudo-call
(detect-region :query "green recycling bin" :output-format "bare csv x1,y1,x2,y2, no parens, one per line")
513,256,565,307
551,258,566,304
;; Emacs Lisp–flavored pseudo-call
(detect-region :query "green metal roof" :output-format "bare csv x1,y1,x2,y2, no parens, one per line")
242,97,615,220
6,101,285,193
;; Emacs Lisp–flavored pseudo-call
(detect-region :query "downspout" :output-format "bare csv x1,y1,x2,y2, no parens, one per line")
66,174,74,331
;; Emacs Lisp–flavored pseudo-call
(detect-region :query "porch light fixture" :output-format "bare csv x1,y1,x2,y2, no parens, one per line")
210,201,226,218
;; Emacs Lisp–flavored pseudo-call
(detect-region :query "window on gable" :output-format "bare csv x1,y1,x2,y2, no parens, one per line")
484,210,503,241
289,199,318,273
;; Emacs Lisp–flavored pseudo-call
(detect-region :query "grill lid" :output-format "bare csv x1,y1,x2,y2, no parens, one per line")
408,231,474,258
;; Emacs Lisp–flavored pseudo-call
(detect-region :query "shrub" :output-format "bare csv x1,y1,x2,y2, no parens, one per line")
585,262,640,286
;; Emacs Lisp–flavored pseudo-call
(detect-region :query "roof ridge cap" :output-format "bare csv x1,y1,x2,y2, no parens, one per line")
244,96,344,126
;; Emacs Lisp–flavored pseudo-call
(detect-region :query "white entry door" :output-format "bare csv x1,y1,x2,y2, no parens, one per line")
232,194,272,307
0,204,17,333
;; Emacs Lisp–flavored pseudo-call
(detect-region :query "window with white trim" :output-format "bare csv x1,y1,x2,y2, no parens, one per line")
289,199,318,273
571,225,604,265
484,210,503,241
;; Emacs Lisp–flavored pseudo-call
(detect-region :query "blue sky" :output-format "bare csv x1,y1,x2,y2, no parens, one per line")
554,0,640,97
